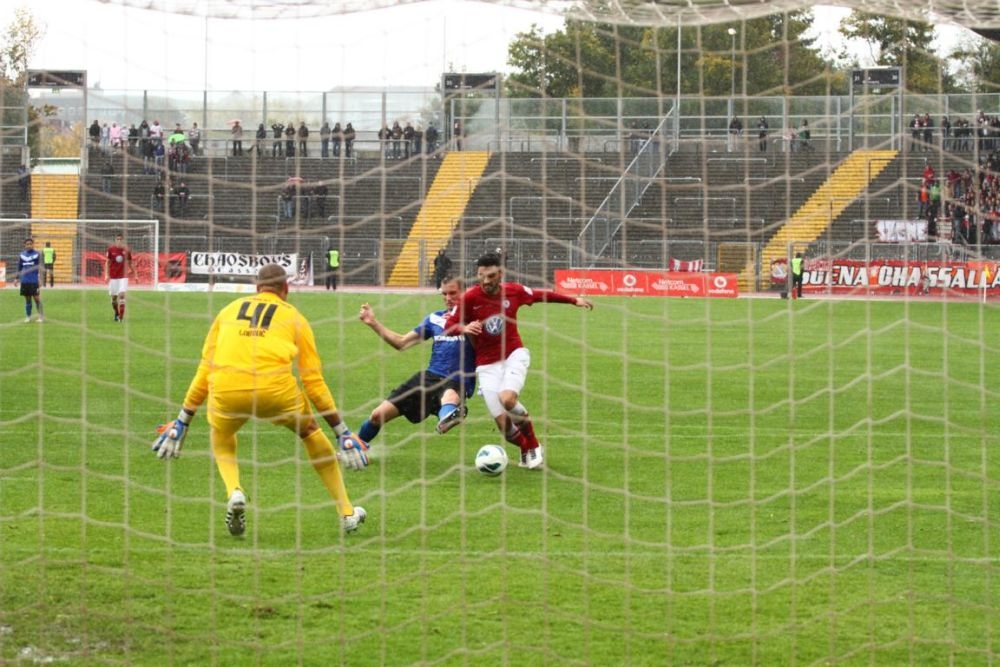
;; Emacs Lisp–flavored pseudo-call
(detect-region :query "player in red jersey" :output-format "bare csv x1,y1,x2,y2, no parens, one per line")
105,234,134,322
444,251,593,469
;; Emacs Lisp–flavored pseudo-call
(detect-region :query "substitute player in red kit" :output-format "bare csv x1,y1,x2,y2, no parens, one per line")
105,233,134,322
444,251,593,469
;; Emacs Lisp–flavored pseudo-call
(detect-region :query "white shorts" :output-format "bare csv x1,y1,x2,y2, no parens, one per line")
108,278,129,296
476,347,530,418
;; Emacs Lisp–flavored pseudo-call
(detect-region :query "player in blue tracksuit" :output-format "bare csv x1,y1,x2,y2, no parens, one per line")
358,276,476,442
16,238,44,322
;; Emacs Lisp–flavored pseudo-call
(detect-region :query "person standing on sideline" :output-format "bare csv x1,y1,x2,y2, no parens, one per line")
15,238,44,323
432,248,452,288
325,246,341,291
105,233,134,322
444,252,594,469
151,263,370,536
357,276,476,444
42,242,56,288
791,252,804,299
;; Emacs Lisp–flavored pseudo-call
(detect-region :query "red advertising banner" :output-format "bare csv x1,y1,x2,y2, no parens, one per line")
797,258,999,296
554,269,739,298
83,252,189,285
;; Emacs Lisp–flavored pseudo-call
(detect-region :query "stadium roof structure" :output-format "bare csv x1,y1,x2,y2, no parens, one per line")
97,0,1000,30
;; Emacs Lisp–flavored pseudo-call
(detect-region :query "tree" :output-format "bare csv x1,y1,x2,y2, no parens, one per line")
838,12,959,93
506,13,840,100
0,8,46,157
949,34,1000,94
0,7,42,85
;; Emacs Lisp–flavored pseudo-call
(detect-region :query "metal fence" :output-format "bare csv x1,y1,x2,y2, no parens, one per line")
16,88,1000,159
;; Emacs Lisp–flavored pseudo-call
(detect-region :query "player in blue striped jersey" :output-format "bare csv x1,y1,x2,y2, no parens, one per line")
358,276,476,443
15,238,44,323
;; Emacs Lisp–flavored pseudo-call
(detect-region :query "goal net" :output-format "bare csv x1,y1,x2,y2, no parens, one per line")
2,1,999,664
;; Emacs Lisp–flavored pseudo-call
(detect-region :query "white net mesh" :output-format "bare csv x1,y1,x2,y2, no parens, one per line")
2,1,1000,664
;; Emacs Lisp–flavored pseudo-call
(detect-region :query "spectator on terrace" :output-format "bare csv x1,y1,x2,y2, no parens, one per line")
343,123,356,158
110,122,123,151
173,181,190,217
413,124,423,156
152,179,166,212
128,123,139,155
727,116,743,152
797,120,811,151
757,116,769,152
187,122,201,156
391,120,403,159
231,120,244,156
149,120,164,147
285,122,296,157
298,121,309,157
139,120,151,161
453,119,464,151
378,124,391,159
922,114,934,150
89,120,101,150
153,141,166,173
254,123,266,158
101,159,114,194
404,122,415,159
271,122,285,157
298,182,312,219
314,181,329,219
320,121,331,158
941,116,952,151
168,124,187,149
332,122,343,157
425,123,439,155
100,122,110,154
280,183,295,220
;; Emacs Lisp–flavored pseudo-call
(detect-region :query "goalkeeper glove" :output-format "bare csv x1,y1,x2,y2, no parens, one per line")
152,408,194,459
335,426,370,471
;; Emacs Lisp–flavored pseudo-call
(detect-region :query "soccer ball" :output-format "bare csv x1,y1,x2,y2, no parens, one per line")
475,444,508,476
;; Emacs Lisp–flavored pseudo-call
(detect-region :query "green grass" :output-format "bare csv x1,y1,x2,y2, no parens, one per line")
2,289,999,665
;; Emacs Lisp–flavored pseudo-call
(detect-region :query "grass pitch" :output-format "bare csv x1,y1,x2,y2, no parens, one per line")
1,288,998,665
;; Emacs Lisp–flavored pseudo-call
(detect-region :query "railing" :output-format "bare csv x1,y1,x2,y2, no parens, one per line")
574,112,673,267
28,88,1000,161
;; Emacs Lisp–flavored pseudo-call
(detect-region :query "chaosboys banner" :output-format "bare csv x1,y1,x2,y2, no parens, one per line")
554,269,738,298
189,252,297,277
796,258,999,296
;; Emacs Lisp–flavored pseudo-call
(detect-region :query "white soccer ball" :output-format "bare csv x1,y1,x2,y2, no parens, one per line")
475,444,508,476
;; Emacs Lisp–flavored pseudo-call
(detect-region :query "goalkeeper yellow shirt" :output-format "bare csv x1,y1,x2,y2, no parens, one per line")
183,291,336,414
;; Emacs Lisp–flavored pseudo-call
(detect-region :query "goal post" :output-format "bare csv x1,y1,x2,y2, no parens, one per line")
0,218,159,288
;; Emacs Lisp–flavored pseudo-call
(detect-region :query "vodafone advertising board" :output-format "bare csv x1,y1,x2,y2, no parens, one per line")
554,269,738,298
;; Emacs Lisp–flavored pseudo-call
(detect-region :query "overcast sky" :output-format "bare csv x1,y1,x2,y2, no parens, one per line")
23,1,966,92
26,0,564,91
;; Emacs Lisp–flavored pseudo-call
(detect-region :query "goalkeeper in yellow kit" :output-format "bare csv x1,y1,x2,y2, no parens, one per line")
152,263,369,536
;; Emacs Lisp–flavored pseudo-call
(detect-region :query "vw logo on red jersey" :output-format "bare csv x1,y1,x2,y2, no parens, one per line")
483,314,504,336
